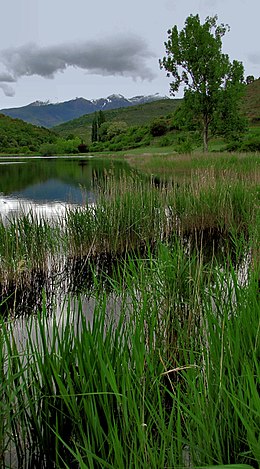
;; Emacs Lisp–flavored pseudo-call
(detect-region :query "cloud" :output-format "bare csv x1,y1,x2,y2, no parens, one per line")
248,53,260,65
0,84,15,96
0,35,156,83
0,72,16,82
0,71,16,95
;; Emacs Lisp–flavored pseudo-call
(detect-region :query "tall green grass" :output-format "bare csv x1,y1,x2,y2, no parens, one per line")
0,164,258,300
125,152,260,179
1,241,259,468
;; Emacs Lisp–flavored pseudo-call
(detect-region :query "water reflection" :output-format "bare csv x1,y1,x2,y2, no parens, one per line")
0,229,251,319
0,159,252,320
0,196,78,223
0,157,136,319
0,253,117,318
0,156,128,220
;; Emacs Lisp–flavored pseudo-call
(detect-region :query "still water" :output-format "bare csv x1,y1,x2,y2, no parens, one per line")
0,156,133,317
0,156,129,221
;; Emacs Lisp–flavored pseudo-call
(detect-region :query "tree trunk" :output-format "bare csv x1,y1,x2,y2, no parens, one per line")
203,117,209,152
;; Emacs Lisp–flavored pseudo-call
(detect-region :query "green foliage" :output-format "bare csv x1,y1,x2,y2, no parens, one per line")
56,136,81,154
0,113,57,154
39,137,81,156
0,113,84,155
211,65,248,138
225,135,260,152
97,109,106,127
98,121,128,142
52,79,260,154
150,118,168,136
0,238,259,466
0,159,259,289
246,75,255,85
0,162,259,466
88,123,151,152
158,135,171,147
91,115,98,142
92,110,107,142
160,14,246,151
106,121,128,140
54,99,181,143
42,79,260,152
39,142,59,156
177,139,193,154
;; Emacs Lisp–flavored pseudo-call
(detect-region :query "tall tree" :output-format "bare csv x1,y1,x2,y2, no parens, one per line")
97,110,106,129
91,111,106,142
160,14,245,151
91,114,98,142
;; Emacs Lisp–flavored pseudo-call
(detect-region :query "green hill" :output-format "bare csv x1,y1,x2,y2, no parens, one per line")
53,79,260,144
1,79,259,155
0,114,57,154
53,98,182,142
241,78,260,124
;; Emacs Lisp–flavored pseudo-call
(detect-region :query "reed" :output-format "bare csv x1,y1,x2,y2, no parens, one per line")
0,240,259,468
0,165,258,297
125,152,260,181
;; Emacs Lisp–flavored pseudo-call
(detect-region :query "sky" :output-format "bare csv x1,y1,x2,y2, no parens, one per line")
0,0,259,109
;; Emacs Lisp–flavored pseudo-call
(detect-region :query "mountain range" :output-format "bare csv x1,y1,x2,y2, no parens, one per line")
0,94,168,128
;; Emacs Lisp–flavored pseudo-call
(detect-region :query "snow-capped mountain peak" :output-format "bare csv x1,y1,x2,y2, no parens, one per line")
0,93,169,128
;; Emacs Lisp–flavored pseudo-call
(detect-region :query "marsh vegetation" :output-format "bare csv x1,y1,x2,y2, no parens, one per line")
0,153,259,468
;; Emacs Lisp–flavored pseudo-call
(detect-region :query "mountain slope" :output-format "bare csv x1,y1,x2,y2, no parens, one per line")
0,114,57,153
0,94,168,128
241,78,260,123
53,98,182,142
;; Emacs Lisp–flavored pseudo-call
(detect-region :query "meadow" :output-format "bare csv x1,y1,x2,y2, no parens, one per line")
0,152,259,468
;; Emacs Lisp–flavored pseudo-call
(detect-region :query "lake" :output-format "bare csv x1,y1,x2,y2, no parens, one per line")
0,156,130,221
0,155,253,319
0,156,136,316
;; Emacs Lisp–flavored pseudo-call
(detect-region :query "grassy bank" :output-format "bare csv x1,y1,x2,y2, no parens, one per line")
125,151,260,179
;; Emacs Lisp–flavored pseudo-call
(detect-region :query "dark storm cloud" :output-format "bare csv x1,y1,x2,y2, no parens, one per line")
0,35,156,81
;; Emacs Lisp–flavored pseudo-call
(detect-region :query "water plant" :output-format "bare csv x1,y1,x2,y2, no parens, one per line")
0,240,259,468
0,158,259,302
0,154,259,466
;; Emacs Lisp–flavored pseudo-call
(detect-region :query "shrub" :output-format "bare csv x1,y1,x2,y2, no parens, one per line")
39,143,59,156
19,146,31,154
56,137,81,154
159,136,171,147
177,140,193,153
225,136,260,152
150,119,168,136
89,141,106,152
108,142,124,151
77,143,89,153
241,138,260,151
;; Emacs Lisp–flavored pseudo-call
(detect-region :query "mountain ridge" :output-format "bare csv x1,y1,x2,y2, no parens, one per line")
53,98,182,142
0,94,168,128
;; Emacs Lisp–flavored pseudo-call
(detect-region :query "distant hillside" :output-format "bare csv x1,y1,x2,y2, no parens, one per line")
53,98,182,142
53,79,260,143
0,114,57,154
0,94,168,128
241,78,260,123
